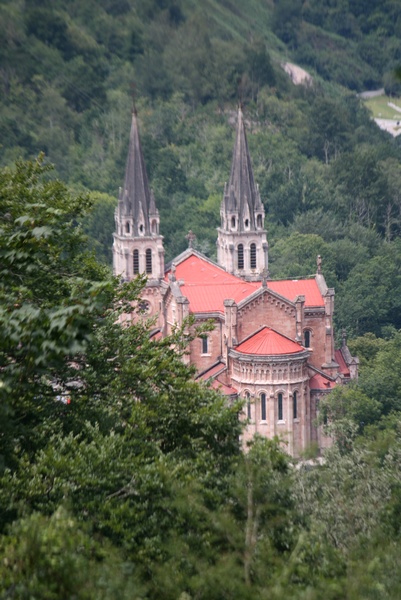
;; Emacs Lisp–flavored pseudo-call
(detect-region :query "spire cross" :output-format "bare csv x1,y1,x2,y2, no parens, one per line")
169,263,177,282
317,255,322,274
261,268,268,288
186,230,196,248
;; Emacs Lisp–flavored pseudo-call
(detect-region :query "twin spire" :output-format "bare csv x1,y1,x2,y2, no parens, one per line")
115,105,267,281
217,107,267,279
118,109,158,237
222,106,264,231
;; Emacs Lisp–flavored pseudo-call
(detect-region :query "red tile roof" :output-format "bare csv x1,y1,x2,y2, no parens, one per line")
211,379,238,396
309,373,336,390
197,362,226,381
166,253,324,313
235,327,304,356
335,349,350,377
171,255,259,313
195,362,237,396
268,279,324,307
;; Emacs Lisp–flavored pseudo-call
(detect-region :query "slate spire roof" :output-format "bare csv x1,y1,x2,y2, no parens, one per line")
118,109,156,236
222,106,263,230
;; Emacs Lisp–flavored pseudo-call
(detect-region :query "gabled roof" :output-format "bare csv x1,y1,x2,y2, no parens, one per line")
309,373,336,390
165,251,325,313
222,107,263,229
235,327,304,356
211,379,238,396
196,361,227,381
168,252,259,313
196,362,237,396
334,349,350,377
268,279,324,308
118,110,155,235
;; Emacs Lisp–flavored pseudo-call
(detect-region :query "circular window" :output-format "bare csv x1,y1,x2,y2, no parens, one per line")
138,300,151,314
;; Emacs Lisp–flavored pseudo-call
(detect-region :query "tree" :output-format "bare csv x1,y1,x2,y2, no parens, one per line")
81,191,116,265
336,241,401,335
0,159,248,598
319,385,382,435
269,232,336,284
272,0,303,49
0,157,110,468
0,508,142,599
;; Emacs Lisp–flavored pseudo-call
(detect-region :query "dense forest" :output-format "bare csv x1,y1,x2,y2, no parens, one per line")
2,0,401,597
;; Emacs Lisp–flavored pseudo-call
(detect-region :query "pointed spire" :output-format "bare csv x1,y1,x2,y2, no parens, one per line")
223,106,263,230
119,109,154,236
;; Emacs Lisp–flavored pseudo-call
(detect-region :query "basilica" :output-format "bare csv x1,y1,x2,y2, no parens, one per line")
113,107,358,457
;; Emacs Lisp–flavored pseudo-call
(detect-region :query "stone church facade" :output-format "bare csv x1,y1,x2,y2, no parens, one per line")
113,108,358,457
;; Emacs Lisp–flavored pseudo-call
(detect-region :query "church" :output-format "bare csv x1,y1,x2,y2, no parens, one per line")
113,107,358,457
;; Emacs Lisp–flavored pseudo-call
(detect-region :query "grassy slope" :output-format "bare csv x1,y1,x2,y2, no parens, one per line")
364,95,401,119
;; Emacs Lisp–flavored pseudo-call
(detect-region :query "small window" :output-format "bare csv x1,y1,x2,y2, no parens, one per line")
293,391,298,420
257,214,262,228
146,248,152,274
151,220,157,234
245,218,249,228
139,300,150,314
231,216,236,229
201,336,208,354
126,222,130,233
250,243,257,269
246,392,251,420
133,249,139,274
261,393,266,421
278,393,283,421
238,244,244,270
304,330,311,348
140,224,144,233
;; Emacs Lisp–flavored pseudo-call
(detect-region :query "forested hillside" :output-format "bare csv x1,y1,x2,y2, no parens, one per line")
2,1,401,597
2,0,401,336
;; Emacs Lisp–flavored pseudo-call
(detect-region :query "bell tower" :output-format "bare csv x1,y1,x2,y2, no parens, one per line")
113,109,164,282
217,107,268,281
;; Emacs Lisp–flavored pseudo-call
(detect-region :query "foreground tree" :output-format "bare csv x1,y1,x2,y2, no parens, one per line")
0,157,110,469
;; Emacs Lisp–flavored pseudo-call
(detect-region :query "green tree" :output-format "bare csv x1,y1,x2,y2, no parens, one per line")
0,157,109,468
81,191,116,265
0,508,142,599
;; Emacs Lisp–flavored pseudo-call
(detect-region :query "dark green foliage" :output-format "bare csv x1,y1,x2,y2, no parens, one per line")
272,0,303,48
25,9,73,59
3,1,401,596
0,157,111,468
3,154,401,597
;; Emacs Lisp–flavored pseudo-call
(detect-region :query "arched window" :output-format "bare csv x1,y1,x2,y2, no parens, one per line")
250,243,257,269
245,218,249,228
139,224,144,234
278,393,283,421
133,249,139,275
245,392,251,420
293,391,298,419
260,393,266,421
201,336,208,354
146,249,152,274
126,222,130,233
231,216,236,229
304,330,311,348
257,214,262,228
237,244,244,270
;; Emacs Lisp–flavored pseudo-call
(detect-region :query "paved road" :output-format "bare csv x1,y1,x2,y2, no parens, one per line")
358,88,385,99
